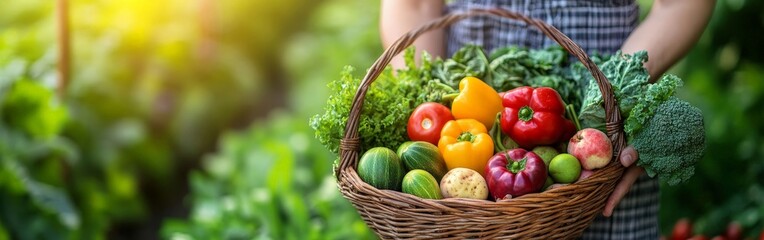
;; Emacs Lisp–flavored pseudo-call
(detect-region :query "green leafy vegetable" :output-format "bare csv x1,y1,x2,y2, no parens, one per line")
310,45,570,155
310,48,451,154
629,97,705,185
575,51,705,185
575,51,650,131
431,45,490,89
624,74,683,134
430,45,568,93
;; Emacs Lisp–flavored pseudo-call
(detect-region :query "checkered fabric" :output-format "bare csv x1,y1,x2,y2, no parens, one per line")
446,0,640,56
445,1,660,239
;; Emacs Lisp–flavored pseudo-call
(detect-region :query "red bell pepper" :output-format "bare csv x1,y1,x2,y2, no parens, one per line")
485,148,547,200
500,86,574,149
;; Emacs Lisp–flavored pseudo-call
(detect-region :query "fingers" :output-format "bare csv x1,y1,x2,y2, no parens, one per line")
619,145,638,167
603,165,644,217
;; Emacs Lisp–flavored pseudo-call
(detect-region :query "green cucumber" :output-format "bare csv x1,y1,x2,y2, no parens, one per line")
397,141,448,181
357,147,404,190
402,170,442,199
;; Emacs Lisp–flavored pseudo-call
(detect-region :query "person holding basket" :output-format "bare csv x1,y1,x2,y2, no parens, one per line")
381,0,714,239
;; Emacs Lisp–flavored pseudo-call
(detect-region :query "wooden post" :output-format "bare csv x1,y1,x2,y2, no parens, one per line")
56,0,70,97
197,0,217,62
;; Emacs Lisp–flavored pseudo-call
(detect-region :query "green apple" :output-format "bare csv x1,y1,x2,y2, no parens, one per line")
549,153,581,184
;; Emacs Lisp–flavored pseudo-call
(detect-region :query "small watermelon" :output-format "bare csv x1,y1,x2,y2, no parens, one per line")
396,141,414,156
397,141,447,181
357,147,404,190
402,170,442,199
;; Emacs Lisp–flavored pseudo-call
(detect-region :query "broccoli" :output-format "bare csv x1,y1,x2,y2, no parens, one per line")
575,51,706,186
629,97,705,185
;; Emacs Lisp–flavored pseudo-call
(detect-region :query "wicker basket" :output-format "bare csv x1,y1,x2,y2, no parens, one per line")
336,8,628,239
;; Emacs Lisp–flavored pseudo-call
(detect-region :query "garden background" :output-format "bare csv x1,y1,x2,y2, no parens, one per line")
0,0,762,239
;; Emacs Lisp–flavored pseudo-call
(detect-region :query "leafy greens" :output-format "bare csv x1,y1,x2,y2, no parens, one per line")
309,49,451,154
311,45,573,154
572,51,705,185
313,46,705,185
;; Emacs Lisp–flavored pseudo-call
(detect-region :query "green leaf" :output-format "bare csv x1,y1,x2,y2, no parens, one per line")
432,45,490,89
25,181,80,229
2,159,80,229
266,142,295,193
1,79,68,139
625,74,683,135
0,222,9,240
576,51,650,130
487,46,530,91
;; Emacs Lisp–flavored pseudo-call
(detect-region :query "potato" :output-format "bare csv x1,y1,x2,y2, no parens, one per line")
439,168,489,200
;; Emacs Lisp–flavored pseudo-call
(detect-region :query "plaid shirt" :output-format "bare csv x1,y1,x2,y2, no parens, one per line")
446,1,660,239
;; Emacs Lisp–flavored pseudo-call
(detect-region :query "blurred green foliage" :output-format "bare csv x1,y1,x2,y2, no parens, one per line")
3,0,381,238
659,0,764,237
161,0,381,238
161,112,375,239
1,0,351,238
1,3,82,238
0,79,77,239
2,79,67,139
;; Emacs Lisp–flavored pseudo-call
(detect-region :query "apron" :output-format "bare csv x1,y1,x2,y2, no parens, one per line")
446,1,660,239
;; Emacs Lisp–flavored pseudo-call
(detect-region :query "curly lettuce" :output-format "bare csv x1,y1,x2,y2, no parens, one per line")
310,48,451,154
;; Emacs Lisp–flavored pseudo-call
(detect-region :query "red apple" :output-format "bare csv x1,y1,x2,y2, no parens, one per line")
710,236,727,240
672,218,693,240
567,128,613,170
689,235,708,240
759,230,764,240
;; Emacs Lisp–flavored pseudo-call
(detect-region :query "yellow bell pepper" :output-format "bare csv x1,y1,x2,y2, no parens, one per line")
451,77,503,129
438,119,495,176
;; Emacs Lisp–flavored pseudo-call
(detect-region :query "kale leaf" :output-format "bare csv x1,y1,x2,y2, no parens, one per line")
575,51,650,131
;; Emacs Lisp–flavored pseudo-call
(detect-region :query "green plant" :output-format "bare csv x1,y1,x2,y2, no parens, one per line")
161,112,375,239
1,0,328,238
0,78,78,239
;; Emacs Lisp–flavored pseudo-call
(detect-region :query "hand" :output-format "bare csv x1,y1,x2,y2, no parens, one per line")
602,145,644,217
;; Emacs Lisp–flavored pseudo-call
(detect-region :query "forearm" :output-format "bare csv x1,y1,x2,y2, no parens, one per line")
380,0,445,69
621,0,715,80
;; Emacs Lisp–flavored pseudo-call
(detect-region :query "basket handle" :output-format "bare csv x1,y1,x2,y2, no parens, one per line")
337,8,626,177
